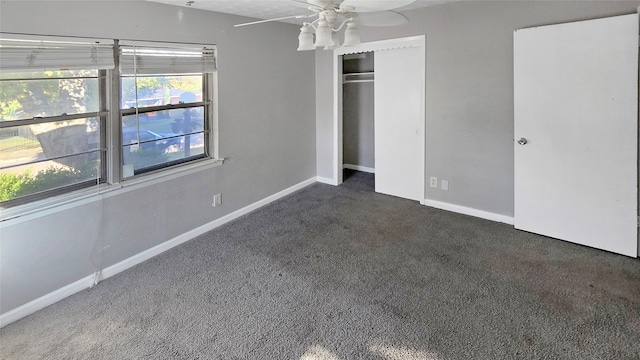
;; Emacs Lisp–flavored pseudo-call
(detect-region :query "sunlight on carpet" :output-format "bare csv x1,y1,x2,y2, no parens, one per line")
299,345,342,360
370,344,441,360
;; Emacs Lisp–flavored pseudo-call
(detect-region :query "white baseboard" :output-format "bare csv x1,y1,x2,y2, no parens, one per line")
0,274,96,328
422,199,515,225
316,176,338,185
0,177,317,328
343,164,375,173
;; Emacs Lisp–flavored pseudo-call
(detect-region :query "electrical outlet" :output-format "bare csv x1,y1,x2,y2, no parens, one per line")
441,180,449,191
212,193,222,207
430,177,438,188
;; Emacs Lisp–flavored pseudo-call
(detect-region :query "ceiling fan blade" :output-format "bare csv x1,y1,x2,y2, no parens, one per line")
289,0,327,11
308,0,346,8
340,0,415,13
355,10,408,27
234,13,314,27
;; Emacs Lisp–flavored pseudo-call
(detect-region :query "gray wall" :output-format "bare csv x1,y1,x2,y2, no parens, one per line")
343,82,374,168
0,1,316,314
316,0,640,216
315,49,334,180
343,53,375,169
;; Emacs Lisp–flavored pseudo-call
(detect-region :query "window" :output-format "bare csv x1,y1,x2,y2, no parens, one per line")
0,36,217,207
119,44,215,177
0,37,113,206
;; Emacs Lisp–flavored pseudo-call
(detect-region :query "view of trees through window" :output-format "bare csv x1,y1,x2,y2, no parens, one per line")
120,75,206,176
0,70,102,203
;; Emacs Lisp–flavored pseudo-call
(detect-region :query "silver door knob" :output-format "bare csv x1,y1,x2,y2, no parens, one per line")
517,137,528,145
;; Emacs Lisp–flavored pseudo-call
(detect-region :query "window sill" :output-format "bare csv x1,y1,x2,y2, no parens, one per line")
0,158,224,225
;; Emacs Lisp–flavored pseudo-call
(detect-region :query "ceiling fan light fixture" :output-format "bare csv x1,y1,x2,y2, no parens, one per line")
342,21,361,47
324,31,340,50
297,24,315,51
314,19,334,48
233,0,415,52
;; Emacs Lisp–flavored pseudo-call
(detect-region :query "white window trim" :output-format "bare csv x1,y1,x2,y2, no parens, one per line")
116,40,218,180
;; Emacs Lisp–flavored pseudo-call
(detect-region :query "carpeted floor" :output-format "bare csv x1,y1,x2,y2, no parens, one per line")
1,170,639,359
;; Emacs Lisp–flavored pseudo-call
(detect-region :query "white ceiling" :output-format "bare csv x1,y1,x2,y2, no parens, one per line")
145,0,456,25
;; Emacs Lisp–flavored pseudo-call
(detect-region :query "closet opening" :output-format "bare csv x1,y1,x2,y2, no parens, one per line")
333,35,425,201
342,51,375,187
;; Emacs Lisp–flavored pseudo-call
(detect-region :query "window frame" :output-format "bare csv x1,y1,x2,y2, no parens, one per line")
117,42,216,179
0,35,220,210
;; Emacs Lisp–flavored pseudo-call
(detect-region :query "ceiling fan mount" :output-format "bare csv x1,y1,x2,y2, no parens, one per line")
234,0,416,51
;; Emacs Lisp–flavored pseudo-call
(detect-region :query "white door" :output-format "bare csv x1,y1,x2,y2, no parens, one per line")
374,45,425,201
514,14,638,257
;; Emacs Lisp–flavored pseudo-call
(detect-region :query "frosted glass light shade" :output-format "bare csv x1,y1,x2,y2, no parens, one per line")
314,20,334,48
297,25,315,51
325,31,340,50
342,22,361,47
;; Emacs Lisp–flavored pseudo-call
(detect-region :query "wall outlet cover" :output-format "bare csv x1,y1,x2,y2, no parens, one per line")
213,193,222,207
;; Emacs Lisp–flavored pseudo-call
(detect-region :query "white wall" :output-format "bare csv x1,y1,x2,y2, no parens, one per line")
315,0,640,217
0,1,316,314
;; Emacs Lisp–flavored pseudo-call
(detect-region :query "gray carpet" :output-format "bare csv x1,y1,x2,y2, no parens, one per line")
2,170,639,359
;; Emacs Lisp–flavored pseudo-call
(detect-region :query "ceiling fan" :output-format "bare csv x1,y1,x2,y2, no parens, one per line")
234,0,416,51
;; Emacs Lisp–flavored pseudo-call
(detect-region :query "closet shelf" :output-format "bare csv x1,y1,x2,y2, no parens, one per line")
343,72,374,84
343,79,374,84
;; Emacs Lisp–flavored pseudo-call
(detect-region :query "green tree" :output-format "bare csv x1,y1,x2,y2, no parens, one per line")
0,171,31,201
167,76,201,93
121,76,169,107
0,71,82,120
0,163,98,202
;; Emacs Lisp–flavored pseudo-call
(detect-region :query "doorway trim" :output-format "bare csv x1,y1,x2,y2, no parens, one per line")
332,35,426,193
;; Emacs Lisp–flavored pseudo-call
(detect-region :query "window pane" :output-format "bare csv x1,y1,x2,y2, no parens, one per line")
0,74,99,121
122,132,205,175
0,152,101,203
122,107,206,176
122,107,204,135
120,75,202,109
0,118,101,168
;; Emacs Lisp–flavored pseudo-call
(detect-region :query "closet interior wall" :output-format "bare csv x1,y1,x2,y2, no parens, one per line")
342,52,375,172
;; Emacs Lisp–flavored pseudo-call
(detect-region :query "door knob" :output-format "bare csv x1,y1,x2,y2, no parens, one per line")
517,137,528,145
